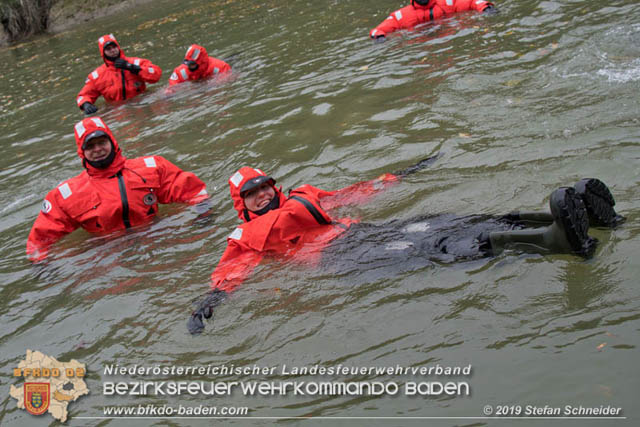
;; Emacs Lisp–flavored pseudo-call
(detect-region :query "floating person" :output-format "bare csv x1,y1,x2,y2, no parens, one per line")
76,34,162,115
168,44,231,86
26,117,209,262
187,161,623,333
370,0,498,42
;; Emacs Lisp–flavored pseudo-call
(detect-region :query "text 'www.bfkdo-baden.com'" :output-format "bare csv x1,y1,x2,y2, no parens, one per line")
102,404,249,417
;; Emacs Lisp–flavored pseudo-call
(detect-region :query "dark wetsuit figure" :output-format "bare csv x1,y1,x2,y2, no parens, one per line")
321,214,518,278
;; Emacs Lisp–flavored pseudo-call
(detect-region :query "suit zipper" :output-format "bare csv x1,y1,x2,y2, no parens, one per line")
121,70,127,100
116,171,131,228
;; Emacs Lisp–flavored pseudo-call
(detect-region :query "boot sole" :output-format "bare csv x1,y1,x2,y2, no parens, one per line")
574,178,625,228
550,187,597,257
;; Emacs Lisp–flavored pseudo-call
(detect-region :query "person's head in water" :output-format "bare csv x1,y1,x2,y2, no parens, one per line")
228,167,285,222
74,117,125,175
103,42,120,61
82,131,115,169
98,34,122,62
240,181,276,213
412,0,430,6
182,44,210,75
241,176,279,215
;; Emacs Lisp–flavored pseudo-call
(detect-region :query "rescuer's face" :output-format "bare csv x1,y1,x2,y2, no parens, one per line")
243,183,275,212
104,44,120,58
83,136,112,162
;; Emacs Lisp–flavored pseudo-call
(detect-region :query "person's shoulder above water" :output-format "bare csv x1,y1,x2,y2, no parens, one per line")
26,117,207,262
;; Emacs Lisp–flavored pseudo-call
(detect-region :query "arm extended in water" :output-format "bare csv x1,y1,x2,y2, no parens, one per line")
392,152,442,178
318,153,441,210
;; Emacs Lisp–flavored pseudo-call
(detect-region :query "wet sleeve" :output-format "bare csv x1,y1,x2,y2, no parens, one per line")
210,239,264,292
26,191,78,262
370,9,404,38
135,58,162,83
315,173,400,210
154,156,208,204
211,58,231,74
76,75,100,108
457,0,494,12
168,66,188,86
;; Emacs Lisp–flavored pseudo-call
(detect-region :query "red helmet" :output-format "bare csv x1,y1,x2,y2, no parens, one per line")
228,167,285,222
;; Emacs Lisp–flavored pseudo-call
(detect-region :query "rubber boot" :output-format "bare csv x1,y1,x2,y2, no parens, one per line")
488,188,597,258
574,178,625,228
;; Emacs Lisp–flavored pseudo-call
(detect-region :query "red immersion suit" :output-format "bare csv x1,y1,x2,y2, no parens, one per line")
169,44,231,86
210,167,399,292
76,34,162,108
370,0,494,38
26,117,208,262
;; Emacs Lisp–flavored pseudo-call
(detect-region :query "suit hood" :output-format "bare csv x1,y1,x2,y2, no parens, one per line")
229,166,286,222
98,34,123,64
184,44,211,79
73,117,126,178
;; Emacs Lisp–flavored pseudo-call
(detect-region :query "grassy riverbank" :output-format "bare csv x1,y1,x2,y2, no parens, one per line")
0,0,152,46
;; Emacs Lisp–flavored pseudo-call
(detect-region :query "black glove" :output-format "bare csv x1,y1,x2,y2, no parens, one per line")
114,58,141,74
81,102,98,115
483,5,499,15
373,35,386,44
393,153,442,177
187,289,227,334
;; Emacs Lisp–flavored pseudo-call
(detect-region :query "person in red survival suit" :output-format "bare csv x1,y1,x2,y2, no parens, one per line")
370,0,497,42
187,160,624,334
168,44,231,86
76,34,162,115
26,117,209,262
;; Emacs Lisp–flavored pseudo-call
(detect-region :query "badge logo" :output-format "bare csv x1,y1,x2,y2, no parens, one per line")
143,193,157,206
42,200,52,214
24,383,50,416
11,350,89,423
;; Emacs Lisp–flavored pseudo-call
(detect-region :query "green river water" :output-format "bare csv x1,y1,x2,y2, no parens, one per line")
1,0,639,425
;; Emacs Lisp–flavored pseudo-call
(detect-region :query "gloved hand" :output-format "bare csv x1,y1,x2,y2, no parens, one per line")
114,58,141,74
187,289,227,334
483,5,499,15
393,153,442,177
373,35,386,44
81,102,98,115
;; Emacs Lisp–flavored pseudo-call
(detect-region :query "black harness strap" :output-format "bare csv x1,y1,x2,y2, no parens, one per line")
290,196,330,225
